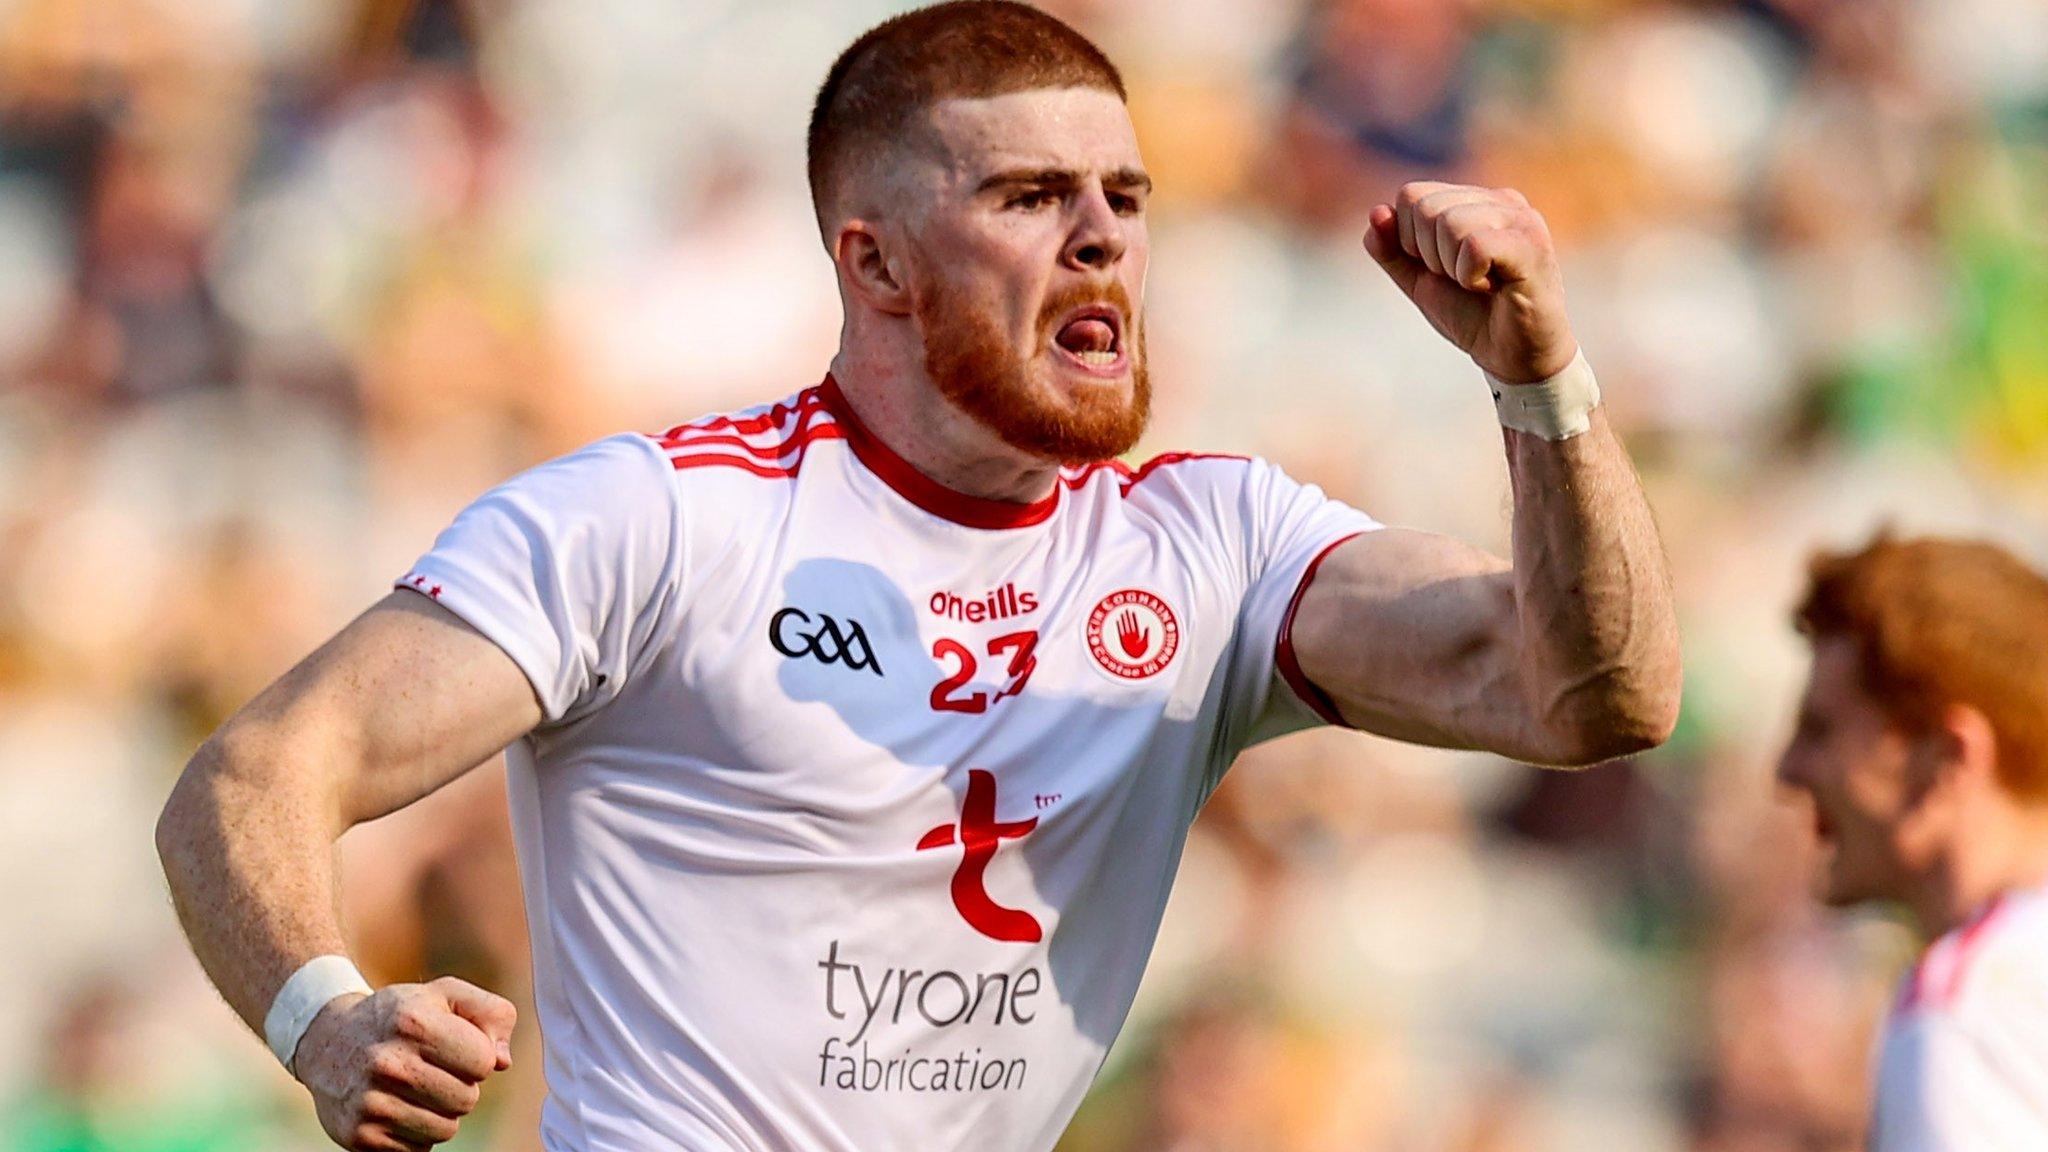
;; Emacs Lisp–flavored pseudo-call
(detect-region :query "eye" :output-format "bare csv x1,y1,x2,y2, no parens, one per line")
1109,192,1144,216
1007,190,1056,212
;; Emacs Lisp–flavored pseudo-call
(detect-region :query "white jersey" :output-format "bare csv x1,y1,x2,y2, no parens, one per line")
1873,884,2048,1151
397,378,1378,1151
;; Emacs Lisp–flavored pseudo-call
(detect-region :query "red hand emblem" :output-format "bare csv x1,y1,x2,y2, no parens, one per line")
1115,610,1149,658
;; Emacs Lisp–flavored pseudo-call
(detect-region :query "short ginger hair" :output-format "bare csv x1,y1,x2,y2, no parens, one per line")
1795,532,2048,800
806,1,1126,232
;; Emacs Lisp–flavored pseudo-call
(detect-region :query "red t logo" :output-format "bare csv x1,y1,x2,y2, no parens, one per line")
916,769,1042,943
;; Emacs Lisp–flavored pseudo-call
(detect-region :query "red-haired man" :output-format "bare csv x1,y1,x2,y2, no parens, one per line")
158,3,1679,1148
1779,534,2048,1150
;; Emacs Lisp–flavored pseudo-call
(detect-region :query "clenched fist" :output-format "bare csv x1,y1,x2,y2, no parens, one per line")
1363,181,1579,386
292,976,516,1152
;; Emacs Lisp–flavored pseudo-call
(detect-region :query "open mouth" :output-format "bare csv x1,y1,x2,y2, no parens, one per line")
1051,305,1126,374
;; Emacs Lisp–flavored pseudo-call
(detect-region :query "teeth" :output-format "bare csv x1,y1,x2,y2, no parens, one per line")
1073,350,1118,367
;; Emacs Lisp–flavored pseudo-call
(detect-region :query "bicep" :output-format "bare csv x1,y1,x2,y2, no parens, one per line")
1287,528,1543,757
216,590,544,830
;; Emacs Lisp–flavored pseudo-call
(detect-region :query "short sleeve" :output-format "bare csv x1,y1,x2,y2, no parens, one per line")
1217,459,1381,756
395,433,684,725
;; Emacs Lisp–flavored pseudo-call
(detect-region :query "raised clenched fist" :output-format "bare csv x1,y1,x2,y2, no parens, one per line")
292,976,516,1151
1363,181,1579,387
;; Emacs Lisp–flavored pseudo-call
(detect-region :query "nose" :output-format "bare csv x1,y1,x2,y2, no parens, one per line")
1062,183,1127,273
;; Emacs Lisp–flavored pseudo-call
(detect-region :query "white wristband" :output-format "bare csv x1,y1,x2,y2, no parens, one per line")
1484,348,1601,440
264,955,372,1073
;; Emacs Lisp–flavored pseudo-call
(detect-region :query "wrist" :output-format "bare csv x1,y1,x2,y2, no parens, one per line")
264,955,373,1076
1483,347,1600,441
1486,338,1580,386
291,991,370,1083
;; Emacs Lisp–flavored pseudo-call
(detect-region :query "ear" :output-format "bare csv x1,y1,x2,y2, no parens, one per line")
1937,702,2001,793
834,219,914,317
1905,703,2000,806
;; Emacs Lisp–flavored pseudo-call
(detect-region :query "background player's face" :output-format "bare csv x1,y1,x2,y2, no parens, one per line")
901,86,1151,462
1776,636,1944,908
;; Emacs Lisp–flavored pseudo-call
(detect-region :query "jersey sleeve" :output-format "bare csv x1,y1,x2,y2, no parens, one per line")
1216,458,1381,759
1873,929,2048,1152
394,433,685,726
1874,1011,2033,1151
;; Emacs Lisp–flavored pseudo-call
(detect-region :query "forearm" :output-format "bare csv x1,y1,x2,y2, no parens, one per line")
154,594,539,1148
157,726,354,1036
1336,181,1679,764
1503,407,1680,759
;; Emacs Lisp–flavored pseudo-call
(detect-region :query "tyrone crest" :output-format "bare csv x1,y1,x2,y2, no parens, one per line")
1085,589,1180,680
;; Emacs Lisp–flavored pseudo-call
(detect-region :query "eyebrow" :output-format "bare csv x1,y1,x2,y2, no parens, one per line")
975,167,1153,195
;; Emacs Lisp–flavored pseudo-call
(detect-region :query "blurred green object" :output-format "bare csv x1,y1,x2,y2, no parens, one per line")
1,1091,272,1152
1938,126,2048,470
1824,123,2048,471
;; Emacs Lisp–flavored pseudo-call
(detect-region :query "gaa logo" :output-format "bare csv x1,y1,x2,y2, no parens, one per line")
1085,589,1180,680
769,607,884,677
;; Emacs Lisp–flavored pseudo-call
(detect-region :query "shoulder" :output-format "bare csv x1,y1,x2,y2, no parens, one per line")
643,383,839,486
456,385,836,545
1876,891,2048,1147
1057,453,1263,549
1064,451,1261,514
1113,451,1260,492
1962,891,2048,1010
1899,891,2048,1028
1076,451,1367,543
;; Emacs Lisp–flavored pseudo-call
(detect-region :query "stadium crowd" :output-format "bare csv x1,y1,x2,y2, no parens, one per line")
0,0,2043,1148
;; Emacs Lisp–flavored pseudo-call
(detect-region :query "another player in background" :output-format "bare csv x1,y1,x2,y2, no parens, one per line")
1778,533,2048,1151
156,3,1680,1149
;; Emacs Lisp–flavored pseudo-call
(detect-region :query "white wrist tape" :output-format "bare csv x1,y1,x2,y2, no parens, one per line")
1484,348,1601,440
265,955,372,1073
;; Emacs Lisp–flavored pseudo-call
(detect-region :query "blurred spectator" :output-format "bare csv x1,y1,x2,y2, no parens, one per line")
0,973,278,1152
1266,0,1480,229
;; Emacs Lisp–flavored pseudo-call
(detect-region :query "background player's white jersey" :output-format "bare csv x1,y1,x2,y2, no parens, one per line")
1873,883,2048,1151
397,378,1379,1151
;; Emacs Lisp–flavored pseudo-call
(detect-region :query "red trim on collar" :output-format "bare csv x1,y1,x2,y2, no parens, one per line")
819,375,1064,530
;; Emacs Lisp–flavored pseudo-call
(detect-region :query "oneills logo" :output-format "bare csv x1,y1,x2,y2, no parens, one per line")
928,582,1039,624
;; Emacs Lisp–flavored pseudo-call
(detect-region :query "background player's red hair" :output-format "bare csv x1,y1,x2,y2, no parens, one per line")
1797,533,2048,800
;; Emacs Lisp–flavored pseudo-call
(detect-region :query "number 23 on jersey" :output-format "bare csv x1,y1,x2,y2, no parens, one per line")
929,631,1038,714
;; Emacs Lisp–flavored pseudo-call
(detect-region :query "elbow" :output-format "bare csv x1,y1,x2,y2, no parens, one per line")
1540,659,1683,768
1560,703,1677,767
156,737,228,890
157,722,281,889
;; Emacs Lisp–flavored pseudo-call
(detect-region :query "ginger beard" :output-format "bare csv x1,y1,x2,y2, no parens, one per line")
917,278,1150,465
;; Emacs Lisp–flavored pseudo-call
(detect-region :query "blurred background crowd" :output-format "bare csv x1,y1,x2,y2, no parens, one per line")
0,0,2044,1148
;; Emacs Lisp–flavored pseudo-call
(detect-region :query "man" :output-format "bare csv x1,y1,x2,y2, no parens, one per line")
1777,533,2048,1150
156,3,1680,1149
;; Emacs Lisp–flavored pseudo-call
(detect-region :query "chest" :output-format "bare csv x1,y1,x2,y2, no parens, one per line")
641,502,1242,832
